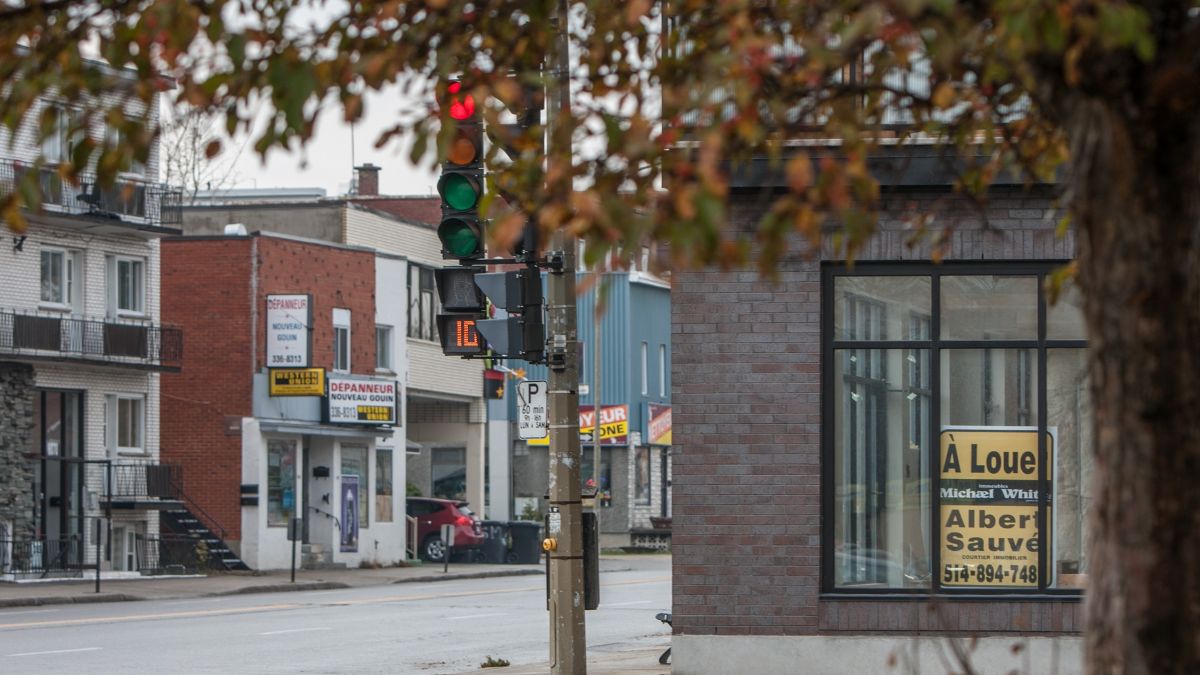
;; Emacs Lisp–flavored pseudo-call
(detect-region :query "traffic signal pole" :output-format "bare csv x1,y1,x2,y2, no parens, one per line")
545,0,587,671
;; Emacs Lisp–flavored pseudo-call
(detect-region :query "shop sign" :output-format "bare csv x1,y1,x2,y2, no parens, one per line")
266,294,311,367
939,427,1053,588
647,403,672,446
269,368,325,396
527,404,629,446
325,376,398,426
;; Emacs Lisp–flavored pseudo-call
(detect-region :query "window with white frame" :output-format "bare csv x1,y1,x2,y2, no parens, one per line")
40,248,82,310
116,397,144,453
376,325,393,371
107,256,145,316
41,105,80,164
105,126,146,175
333,308,351,373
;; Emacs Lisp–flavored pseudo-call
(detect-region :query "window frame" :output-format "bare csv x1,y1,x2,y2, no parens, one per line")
113,256,146,317
115,395,145,455
40,247,82,311
333,308,351,374
820,261,1087,599
375,324,393,372
407,263,440,342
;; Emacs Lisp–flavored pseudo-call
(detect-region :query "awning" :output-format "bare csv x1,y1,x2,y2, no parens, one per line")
257,419,395,440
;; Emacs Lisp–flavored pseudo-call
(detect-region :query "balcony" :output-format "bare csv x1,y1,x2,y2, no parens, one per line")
104,462,184,510
0,157,182,230
0,308,183,371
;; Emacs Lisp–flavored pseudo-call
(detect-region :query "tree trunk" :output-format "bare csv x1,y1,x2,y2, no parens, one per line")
1069,97,1200,674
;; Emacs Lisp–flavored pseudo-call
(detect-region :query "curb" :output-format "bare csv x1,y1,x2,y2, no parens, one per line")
210,581,352,596
391,568,545,584
0,593,143,609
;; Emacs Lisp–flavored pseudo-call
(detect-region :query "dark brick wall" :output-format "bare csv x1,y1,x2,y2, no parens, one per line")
671,186,1083,637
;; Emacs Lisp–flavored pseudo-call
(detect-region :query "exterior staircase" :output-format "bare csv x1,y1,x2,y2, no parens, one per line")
161,507,249,571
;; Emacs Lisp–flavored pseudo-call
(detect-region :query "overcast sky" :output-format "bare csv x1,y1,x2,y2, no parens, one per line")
191,85,440,197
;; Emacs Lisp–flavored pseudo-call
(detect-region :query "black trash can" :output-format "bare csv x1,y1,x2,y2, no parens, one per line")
477,520,510,564
507,521,543,564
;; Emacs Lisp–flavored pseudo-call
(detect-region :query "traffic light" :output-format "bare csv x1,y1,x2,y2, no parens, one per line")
474,267,545,362
436,266,487,356
438,80,485,261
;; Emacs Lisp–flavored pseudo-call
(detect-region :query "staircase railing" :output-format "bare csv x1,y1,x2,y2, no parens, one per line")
167,477,231,550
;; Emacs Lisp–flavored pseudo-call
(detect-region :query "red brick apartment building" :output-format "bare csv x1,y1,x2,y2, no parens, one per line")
162,231,407,569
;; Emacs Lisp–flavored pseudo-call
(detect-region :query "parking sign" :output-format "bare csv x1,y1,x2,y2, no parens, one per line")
518,380,548,440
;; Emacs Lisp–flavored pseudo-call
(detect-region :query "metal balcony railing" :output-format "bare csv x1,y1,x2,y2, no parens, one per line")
107,463,183,502
136,535,207,574
0,157,183,228
0,308,183,370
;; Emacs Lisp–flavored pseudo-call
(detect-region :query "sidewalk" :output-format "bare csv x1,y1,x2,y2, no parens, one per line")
0,560,546,608
452,647,671,674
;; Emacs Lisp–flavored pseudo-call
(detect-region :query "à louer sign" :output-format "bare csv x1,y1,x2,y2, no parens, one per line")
939,427,1055,588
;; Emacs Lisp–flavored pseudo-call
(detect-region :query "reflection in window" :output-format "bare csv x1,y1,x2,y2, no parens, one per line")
941,349,1038,427
834,348,931,588
267,440,297,527
376,449,394,523
834,276,931,341
432,447,466,500
1049,349,1092,587
634,448,652,505
941,276,1037,340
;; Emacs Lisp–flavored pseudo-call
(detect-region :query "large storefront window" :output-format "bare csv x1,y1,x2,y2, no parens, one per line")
824,264,1088,594
267,440,297,527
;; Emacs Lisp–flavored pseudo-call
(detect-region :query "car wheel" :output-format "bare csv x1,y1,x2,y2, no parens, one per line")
422,535,446,562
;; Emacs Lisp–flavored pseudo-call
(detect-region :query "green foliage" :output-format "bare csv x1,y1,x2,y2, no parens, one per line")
480,656,510,668
518,501,542,522
406,481,422,498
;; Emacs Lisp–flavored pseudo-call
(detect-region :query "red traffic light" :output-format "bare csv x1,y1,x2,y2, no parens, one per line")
446,81,476,121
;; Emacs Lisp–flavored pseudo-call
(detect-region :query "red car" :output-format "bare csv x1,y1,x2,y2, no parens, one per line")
406,497,484,562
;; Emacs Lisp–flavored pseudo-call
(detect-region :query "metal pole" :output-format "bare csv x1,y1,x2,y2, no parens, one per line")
592,284,602,524
546,1,585,671
290,534,297,583
95,518,101,593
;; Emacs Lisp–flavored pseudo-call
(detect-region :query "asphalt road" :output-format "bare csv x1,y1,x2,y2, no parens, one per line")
0,557,671,674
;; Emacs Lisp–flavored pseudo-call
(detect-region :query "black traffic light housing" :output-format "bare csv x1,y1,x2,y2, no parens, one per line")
474,267,545,362
437,80,485,262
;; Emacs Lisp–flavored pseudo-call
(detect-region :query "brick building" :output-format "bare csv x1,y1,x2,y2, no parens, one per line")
161,232,407,569
179,175,487,521
0,75,184,578
671,178,1090,673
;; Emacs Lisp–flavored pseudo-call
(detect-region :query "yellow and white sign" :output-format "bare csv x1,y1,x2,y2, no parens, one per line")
527,404,629,446
939,427,1053,588
269,368,325,396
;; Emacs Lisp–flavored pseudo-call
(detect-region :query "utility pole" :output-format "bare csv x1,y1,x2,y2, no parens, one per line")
545,0,586,670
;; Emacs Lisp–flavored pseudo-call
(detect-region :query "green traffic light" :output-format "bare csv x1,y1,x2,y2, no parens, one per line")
438,218,481,258
440,173,480,211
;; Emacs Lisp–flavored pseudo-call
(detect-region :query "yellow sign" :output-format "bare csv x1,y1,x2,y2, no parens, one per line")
269,368,325,396
939,428,1052,588
528,404,629,446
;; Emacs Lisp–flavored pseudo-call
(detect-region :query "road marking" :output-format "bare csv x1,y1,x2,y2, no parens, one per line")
10,647,102,657
606,600,652,607
447,612,508,620
0,603,301,631
0,608,61,616
0,575,670,631
260,627,331,635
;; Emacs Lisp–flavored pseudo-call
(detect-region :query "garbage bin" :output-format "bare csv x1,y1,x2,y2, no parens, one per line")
506,521,543,564
477,520,510,564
